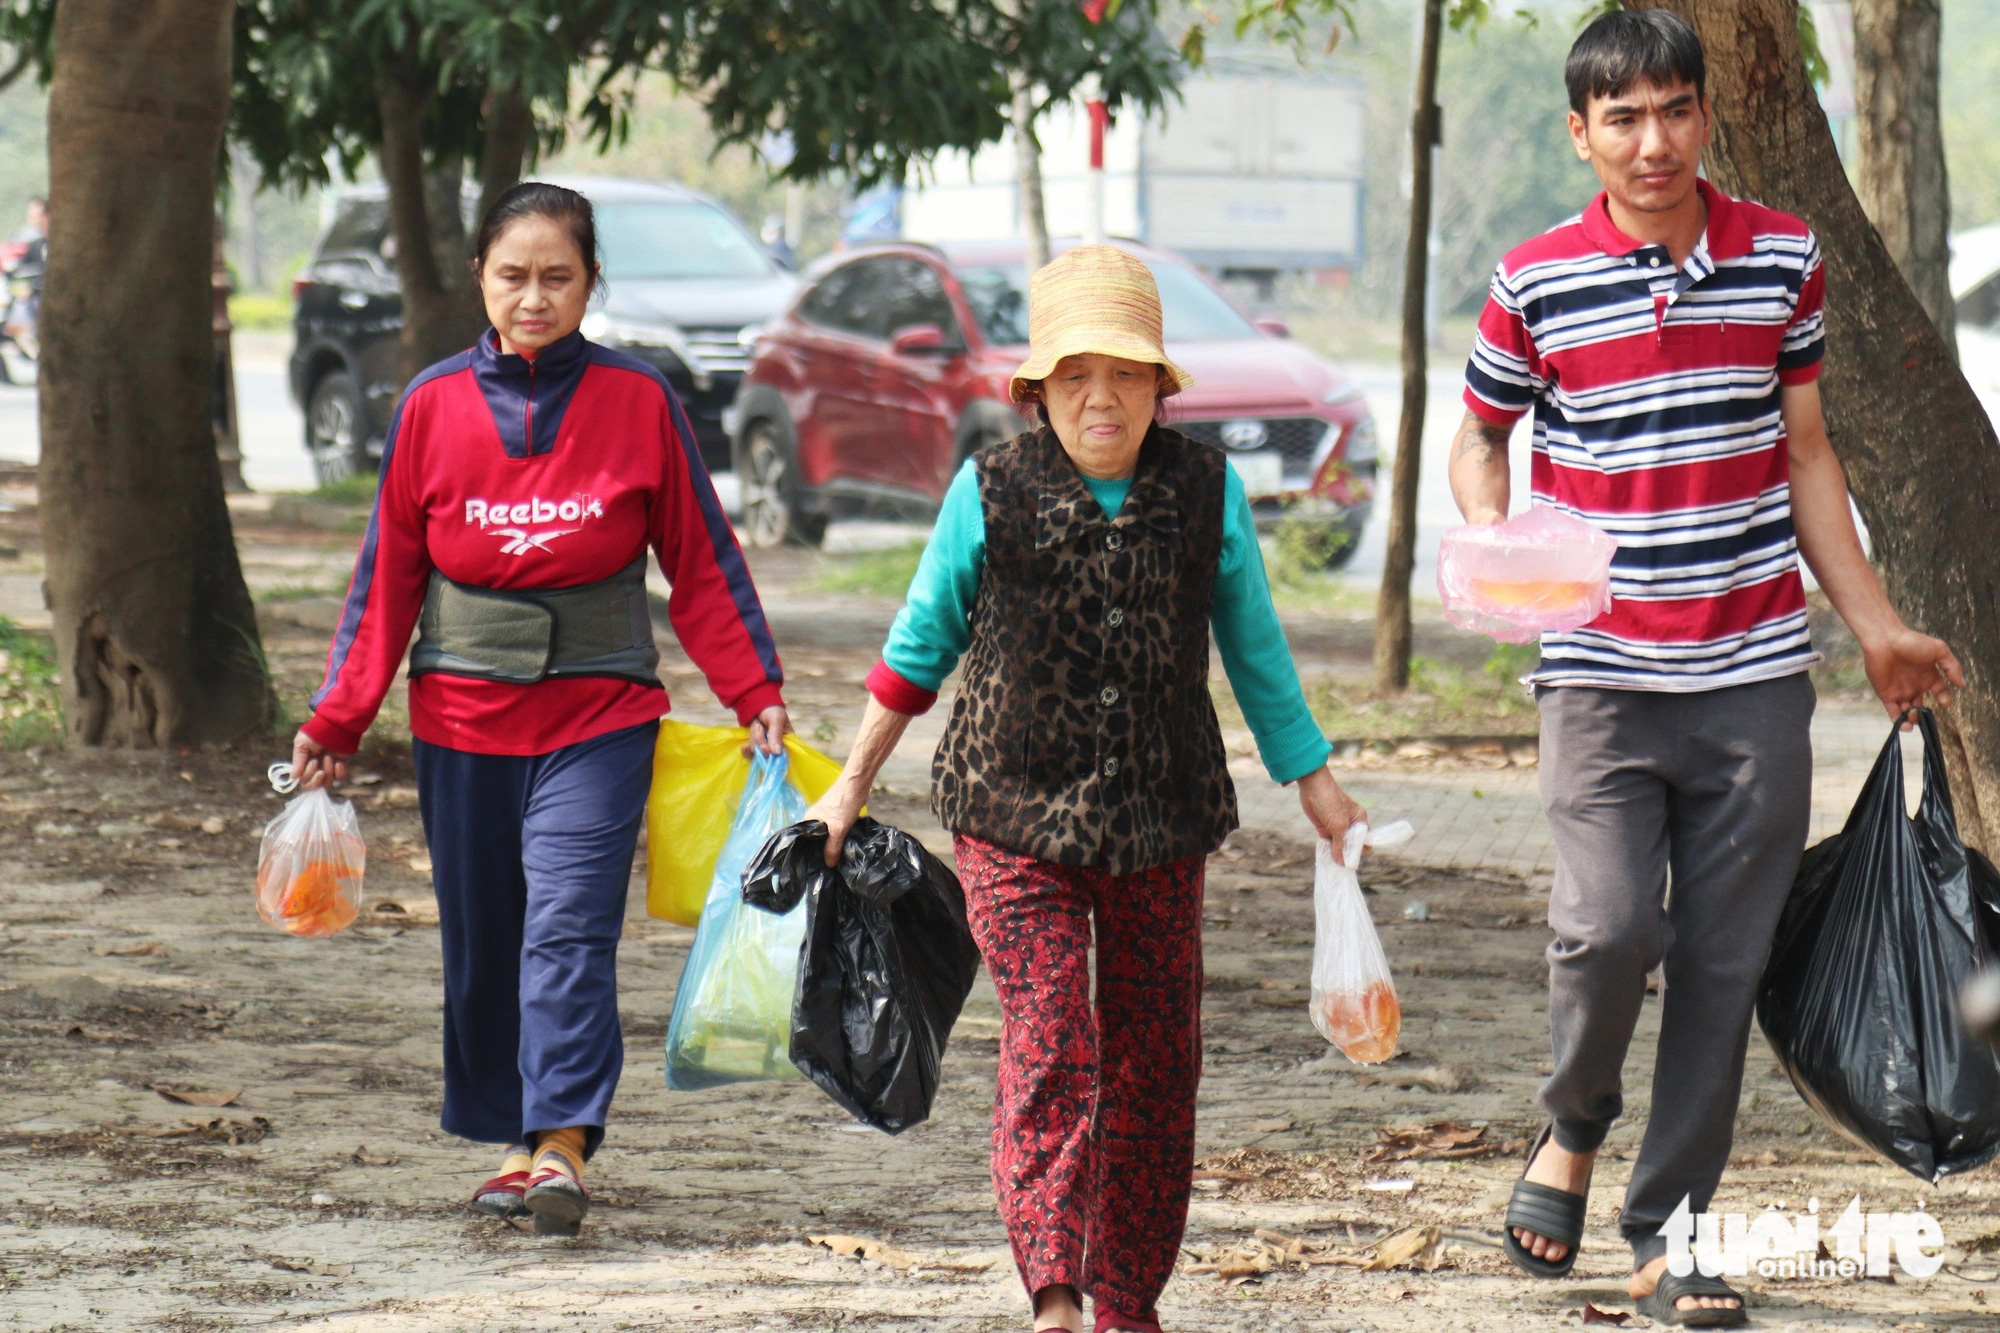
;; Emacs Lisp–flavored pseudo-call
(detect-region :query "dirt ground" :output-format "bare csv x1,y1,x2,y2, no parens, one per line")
1,505,1998,1331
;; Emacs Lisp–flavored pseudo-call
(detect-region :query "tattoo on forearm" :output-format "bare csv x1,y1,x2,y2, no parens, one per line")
1451,412,1511,469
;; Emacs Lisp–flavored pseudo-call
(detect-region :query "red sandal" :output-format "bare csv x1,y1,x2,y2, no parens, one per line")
470,1145,532,1218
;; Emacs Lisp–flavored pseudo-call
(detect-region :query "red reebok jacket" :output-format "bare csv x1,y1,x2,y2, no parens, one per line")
302,329,784,757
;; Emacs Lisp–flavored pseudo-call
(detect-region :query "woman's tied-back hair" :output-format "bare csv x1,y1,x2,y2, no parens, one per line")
470,181,600,291
1564,9,1706,117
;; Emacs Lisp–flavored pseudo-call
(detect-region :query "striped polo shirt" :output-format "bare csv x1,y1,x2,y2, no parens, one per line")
1464,179,1826,691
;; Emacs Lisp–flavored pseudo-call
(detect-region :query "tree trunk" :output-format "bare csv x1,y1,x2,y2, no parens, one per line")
1632,0,2000,853
1372,0,1443,693
1851,0,1954,353
375,70,533,382
476,84,534,242
39,0,272,746
375,63,477,381
1012,76,1050,274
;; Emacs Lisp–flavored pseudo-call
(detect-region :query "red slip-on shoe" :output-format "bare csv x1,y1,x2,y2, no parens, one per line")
470,1168,530,1218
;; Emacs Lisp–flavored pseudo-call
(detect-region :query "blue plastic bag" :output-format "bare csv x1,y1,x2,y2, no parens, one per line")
664,751,809,1090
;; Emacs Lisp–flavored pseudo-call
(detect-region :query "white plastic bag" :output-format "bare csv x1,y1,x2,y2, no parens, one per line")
255,763,366,938
1437,506,1617,643
1311,820,1412,1064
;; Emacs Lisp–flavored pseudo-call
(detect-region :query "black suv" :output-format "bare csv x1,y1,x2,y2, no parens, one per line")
289,177,797,483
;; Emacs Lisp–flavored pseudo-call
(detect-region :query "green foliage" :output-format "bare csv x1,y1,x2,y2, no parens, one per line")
814,544,928,598
228,292,291,331
306,473,381,505
1483,639,1539,683
1268,512,1357,589
1944,0,2000,229
1301,653,1537,740
661,1,1185,187
0,617,62,750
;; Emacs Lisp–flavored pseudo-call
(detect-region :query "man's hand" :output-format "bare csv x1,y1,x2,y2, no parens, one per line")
1296,766,1368,864
745,704,791,756
1862,627,1964,725
290,728,350,791
802,777,868,867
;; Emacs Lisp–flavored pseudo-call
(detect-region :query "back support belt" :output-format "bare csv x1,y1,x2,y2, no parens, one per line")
408,557,661,687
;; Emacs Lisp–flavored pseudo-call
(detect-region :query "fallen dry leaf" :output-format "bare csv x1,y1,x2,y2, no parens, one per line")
808,1233,917,1270
110,1116,271,1145
261,1252,353,1278
90,941,160,957
351,1144,398,1166
1362,1225,1442,1272
357,897,441,926
1582,1301,1631,1325
155,1086,242,1108
1365,1121,1522,1164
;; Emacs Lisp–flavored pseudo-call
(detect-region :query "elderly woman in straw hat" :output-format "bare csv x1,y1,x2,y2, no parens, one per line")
804,245,1365,1333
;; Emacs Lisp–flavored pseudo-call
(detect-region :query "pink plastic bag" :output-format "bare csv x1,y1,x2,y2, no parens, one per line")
1436,507,1617,644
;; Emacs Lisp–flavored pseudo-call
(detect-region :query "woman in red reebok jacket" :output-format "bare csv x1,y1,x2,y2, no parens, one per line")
291,182,789,1235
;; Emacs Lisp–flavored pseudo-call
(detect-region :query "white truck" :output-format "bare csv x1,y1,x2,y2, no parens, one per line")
899,51,1365,276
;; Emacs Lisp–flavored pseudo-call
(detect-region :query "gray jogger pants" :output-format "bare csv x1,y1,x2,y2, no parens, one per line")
1534,673,1814,1268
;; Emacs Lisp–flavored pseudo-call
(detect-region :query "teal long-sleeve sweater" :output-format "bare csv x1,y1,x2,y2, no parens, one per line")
867,458,1330,784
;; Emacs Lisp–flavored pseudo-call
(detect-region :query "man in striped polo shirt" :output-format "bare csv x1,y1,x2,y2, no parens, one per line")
1452,11,1963,1323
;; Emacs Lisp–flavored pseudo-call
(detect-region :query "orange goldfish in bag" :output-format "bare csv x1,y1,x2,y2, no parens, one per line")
256,763,367,938
1310,821,1411,1064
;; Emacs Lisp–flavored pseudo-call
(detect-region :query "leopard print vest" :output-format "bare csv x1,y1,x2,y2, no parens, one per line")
931,425,1238,874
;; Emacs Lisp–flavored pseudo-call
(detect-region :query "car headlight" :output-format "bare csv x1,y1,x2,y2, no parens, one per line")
579,312,711,391
1344,415,1379,465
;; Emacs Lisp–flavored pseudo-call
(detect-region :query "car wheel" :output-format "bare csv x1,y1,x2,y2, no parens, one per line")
737,421,826,549
305,370,367,487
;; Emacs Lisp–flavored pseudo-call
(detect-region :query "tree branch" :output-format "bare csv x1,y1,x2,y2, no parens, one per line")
0,43,31,93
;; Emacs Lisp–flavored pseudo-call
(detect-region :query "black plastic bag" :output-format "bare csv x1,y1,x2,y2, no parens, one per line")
743,817,982,1134
1757,708,2000,1181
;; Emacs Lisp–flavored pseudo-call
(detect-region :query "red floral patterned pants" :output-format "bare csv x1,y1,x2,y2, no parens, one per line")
954,835,1205,1333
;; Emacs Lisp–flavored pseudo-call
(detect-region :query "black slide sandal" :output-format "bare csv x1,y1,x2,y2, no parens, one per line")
1635,1269,1747,1327
1501,1124,1589,1278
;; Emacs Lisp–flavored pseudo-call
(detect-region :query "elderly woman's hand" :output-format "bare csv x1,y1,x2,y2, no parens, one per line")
1296,766,1367,864
802,776,869,867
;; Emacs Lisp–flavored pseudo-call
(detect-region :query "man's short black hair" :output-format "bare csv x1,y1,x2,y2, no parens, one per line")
1565,9,1706,117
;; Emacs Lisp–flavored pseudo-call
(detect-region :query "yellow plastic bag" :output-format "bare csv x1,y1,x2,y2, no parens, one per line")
645,718,845,925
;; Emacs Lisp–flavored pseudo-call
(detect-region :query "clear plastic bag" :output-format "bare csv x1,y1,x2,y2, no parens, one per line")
664,750,812,1090
256,764,366,938
1311,820,1412,1064
1437,506,1617,644
645,719,845,926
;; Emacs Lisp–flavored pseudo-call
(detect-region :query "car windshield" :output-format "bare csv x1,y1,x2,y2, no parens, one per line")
595,201,772,280
951,254,1257,346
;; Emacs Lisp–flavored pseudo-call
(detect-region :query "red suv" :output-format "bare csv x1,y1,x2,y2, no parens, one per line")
730,238,1377,562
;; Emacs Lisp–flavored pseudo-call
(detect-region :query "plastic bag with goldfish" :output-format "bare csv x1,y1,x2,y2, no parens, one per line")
1311,820,1412,1064
255,763,366,938
1436,506,1617,644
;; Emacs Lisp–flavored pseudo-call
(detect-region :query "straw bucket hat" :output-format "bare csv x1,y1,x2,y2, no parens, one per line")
1007,245,1194,404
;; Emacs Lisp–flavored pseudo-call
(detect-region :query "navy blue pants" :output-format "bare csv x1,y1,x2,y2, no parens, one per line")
414,719,657,1159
